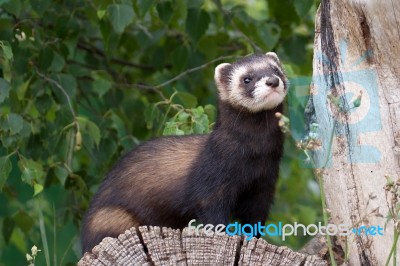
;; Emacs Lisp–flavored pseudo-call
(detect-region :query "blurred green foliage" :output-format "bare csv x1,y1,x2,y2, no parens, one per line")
0,0,320,264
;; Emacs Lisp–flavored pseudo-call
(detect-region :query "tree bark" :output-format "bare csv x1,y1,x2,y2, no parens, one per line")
78,226,327,265
308,0,400,265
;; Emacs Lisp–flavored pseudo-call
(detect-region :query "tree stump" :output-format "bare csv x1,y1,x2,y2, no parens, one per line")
78,226,327,265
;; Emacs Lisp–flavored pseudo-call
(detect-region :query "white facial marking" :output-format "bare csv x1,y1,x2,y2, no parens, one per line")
229,70,286,112
265,52,280,63
230,65,248,96
214,63,231,101
251,74,287,111
219,54,287,112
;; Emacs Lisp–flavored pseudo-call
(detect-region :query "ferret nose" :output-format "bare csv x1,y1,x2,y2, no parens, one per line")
266,76,279,88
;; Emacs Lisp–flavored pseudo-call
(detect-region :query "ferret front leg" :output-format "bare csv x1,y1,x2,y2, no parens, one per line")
196,201,231,225
234,180,276,238
235,192,272,225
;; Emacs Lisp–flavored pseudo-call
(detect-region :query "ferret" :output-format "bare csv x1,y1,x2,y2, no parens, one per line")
81,52,288,253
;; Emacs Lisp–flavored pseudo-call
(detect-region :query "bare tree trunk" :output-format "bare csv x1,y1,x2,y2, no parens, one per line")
309,0,400,265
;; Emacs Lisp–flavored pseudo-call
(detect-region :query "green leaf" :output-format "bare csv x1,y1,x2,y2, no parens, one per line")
0,41,13,60
144,104,160,130
176,92,197,108
2,0,21,17
163,121,184,136
282,35,309,65
0,78,10,103
15,77,30,101
33,183,44,196
268,0,299,24
97,9,106,19
187,0,204,8
193,120,206,133
204,104,216,123
30,0,51,16
49,52,66,72
137,0,155,17
18,158,45,185
150,48,166,70
107,4,135,34
3,217,14,243
54,165,68,185
156,1,173,23
0,0,10,5
52,73,77,101
163,121,176,136
7,113,23,135
192,106,209,134
256,22,280,50
77,117,101,147
185,8,210,43
38,47,54,70
294,0,314,18
45,102,59,122
173,0,187,24
172,46,189,72
198,35,219,59
13,211,34,234
109,111,127,138
0,156,12,191
92,78,112,97
191,106,204,117
177,111,190,123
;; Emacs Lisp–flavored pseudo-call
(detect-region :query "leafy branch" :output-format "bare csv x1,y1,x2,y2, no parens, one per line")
36,71,81,166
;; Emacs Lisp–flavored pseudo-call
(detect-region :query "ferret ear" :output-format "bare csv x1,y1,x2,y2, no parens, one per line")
214,63,231,99
265,52,280,64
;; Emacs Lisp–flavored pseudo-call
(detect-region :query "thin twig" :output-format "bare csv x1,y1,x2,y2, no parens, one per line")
37,70,79,169
37,197,50,266
156,55,237,89
53,204,57,266
36,70,77,120
128,55,237,90
118,82,169,102
119,55,237,103
59,236,76,266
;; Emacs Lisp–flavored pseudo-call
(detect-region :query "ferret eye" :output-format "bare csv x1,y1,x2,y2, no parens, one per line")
272,67,280,75
243,77,252,84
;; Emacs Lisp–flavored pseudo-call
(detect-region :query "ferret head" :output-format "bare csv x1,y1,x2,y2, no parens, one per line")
214,52,288,113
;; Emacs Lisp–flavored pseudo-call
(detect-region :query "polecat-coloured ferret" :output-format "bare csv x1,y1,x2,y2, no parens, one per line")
81,52,288,253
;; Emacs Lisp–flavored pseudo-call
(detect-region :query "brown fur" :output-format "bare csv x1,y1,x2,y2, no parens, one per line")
81,136,207,251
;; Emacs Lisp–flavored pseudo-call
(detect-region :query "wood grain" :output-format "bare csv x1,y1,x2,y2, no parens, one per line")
78,226,327,266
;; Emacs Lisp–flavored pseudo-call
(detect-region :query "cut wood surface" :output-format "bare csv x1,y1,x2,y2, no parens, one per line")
78,226,327,266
